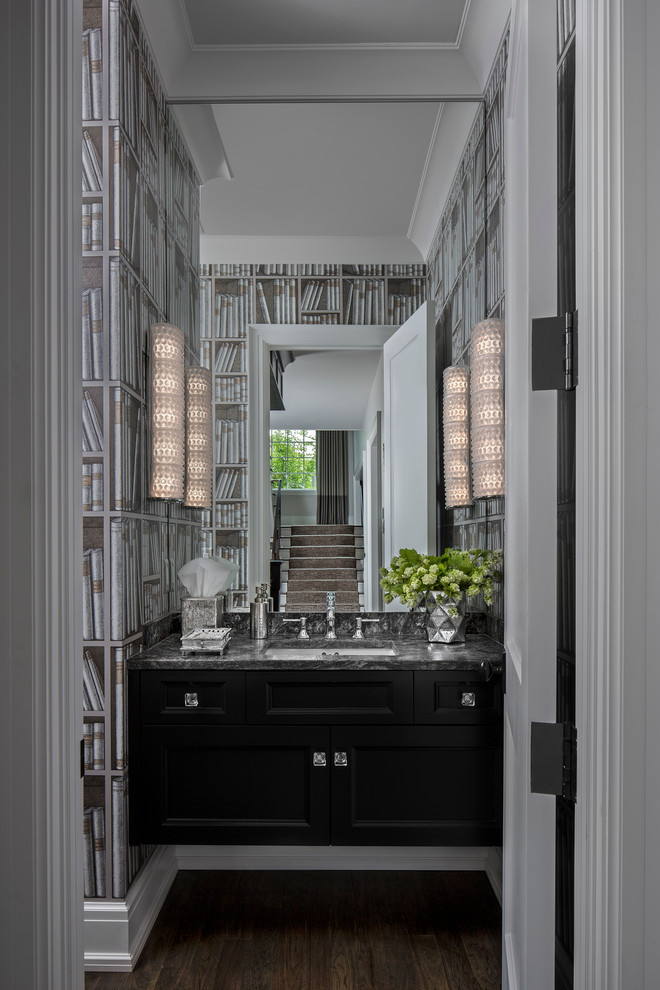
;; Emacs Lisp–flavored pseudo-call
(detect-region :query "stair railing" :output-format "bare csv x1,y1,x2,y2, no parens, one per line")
272,479,283,561
270,479,283,611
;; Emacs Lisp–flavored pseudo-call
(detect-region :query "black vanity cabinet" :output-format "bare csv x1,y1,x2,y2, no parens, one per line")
129,666,502,847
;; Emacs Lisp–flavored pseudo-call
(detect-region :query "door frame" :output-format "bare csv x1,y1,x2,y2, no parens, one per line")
2,0,85,986
363,411,382,612
10,0,656,984
502,1,559,986
574,0,659,985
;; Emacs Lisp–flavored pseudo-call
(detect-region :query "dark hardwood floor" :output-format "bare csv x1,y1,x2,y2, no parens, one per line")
85,870,501,990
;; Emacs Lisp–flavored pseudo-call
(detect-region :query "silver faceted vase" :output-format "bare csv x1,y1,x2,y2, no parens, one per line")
425,591,466,643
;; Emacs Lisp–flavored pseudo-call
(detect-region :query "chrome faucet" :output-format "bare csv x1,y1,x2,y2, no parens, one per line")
325,591,337,640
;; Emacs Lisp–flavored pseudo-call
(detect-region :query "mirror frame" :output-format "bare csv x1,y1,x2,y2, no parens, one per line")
247,322,394,591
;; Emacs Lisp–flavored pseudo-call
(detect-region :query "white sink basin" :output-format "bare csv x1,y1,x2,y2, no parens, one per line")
264,642,398,659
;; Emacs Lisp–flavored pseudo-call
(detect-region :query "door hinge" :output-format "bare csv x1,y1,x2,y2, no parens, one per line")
530,721,577,803
531,311,578,391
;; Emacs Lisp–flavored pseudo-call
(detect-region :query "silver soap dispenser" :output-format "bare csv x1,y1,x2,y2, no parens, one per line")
249,584,269,639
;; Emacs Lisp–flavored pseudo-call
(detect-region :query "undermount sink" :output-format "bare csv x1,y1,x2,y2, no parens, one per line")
264,641,399,659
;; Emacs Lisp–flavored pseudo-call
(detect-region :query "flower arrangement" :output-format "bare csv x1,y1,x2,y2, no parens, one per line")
379,546,503,612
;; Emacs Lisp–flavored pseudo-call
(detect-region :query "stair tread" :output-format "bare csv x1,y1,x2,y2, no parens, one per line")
283,605,361,613
278,526,362,610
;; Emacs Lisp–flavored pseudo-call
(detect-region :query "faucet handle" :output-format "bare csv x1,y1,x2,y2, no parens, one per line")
282,616,310,640
353,617,365,639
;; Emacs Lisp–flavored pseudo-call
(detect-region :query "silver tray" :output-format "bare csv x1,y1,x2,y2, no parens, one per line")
180,627,232,655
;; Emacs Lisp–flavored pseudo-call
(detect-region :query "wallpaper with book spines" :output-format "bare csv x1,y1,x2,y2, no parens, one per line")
81,0,200,900
427,31,508,643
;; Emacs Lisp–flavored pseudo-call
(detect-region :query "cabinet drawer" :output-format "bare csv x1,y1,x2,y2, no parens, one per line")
414,670,502,724
246,671,414,724
139,670,245,724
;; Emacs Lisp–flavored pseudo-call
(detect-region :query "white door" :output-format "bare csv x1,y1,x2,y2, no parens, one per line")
502,2,559,987
382,301,435,585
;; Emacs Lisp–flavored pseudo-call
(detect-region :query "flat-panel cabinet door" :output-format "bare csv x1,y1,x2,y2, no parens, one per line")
330,725,502,846
138,725,331,845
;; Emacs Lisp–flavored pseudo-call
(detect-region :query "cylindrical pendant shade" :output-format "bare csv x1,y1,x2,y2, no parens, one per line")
185,366,213,508
149,323,185,500
470,319,505,498
443,366,472,507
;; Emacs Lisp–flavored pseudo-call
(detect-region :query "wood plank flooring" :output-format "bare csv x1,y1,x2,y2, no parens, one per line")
85,870,501,990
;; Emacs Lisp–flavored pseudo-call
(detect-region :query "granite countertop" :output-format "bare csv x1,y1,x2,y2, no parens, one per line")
128,631,504,672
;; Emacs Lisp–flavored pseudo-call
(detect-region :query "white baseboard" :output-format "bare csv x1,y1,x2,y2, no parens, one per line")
174,843,493,872
485,845,503,904
84,843,501,971
84,845,177,972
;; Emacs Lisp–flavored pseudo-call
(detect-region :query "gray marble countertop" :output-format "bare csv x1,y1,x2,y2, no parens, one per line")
128,632,504,672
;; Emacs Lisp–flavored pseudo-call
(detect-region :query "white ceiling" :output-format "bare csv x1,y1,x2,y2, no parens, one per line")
137,0,511,259
270,350,382,429
181,0,468,48
200,102,441,238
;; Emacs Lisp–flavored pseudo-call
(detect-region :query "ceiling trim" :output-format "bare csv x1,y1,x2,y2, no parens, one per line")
407,103,445,240
455,0,474,48
177,0,473,53
184,42,463,53
178,0,198,51
169,95,485,105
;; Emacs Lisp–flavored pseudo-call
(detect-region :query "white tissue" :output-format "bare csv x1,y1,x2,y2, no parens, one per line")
178,556,240,598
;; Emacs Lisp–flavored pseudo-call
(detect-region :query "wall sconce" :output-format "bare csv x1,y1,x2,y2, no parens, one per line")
470,319,505,498
184,366,213,508
443,366,472,507
149,323,185,500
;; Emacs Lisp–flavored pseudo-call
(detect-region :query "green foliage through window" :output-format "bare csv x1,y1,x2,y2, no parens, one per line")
270,429,316,490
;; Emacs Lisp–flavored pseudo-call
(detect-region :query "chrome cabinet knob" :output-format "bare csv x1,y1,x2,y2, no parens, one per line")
313,751,327,767
184,692,199,707
334,751,348,767
461,692,476,707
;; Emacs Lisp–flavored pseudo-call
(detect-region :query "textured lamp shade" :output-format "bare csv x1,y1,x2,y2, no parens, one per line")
185,366,213,508
149,323,185,500
443,366,472,507
470,319,505,498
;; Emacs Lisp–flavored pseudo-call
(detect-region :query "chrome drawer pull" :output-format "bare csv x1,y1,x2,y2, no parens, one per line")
334,751,348,767
313,752,327,767
184,692,199,708
461,692,476,707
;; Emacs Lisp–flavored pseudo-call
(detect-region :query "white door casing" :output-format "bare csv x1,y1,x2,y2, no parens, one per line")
363,413,382,611
502,1,559,988
382,301,436,590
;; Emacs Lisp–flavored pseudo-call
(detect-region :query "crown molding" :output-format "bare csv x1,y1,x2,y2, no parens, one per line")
407,104,445,241
177,0,471,53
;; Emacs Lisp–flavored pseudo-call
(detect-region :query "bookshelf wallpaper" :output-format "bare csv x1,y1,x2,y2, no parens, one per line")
199,263,427,609
82,0,201,900
426,33,508,643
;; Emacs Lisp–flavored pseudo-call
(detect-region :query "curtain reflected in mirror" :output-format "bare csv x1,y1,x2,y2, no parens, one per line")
316,430,349,524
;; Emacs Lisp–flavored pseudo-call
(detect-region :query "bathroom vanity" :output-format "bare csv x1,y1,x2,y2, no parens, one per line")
128,627,504,849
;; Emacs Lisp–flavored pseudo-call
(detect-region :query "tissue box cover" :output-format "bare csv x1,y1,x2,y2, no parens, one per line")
181,596,224,636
